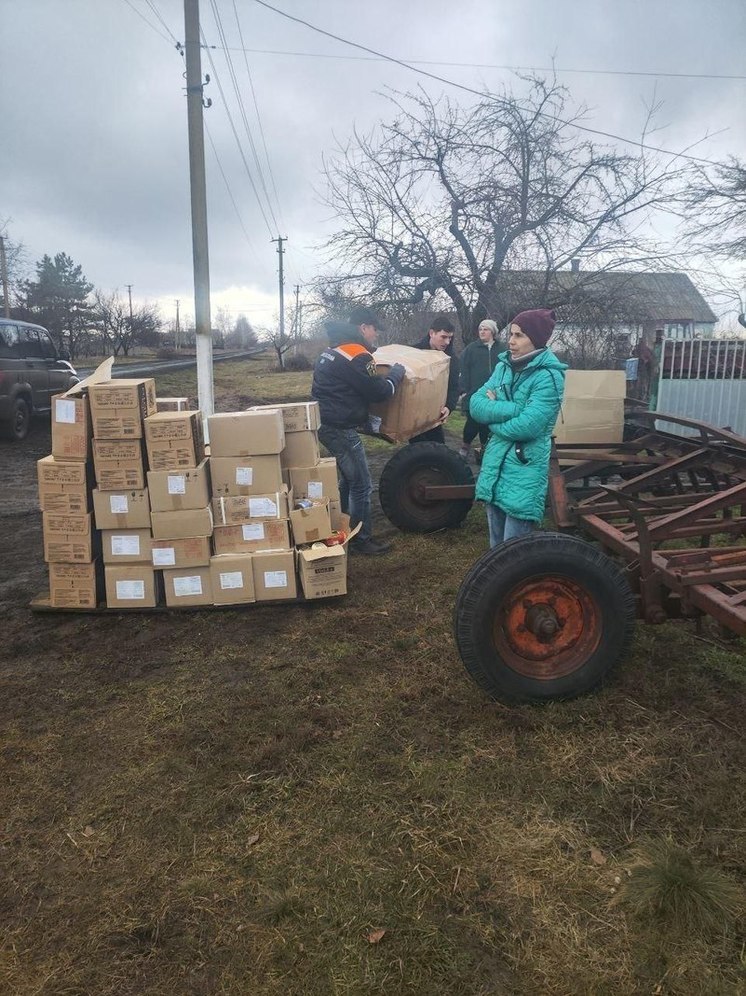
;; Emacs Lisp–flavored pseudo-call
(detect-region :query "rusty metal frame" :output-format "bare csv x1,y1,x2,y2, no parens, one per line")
548,412,746,636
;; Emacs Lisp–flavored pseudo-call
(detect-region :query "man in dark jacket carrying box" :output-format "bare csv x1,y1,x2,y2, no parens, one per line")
408,314,460,445
312,307,405,556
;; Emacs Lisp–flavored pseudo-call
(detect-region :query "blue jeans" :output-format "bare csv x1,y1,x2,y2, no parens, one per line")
318,425,373,543
486,504,534,548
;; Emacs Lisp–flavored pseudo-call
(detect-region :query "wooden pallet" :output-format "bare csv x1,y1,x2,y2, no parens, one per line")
29,592,308,614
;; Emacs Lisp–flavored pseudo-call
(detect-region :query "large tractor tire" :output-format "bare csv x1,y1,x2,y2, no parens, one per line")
379,442,475,533
454,532,636,704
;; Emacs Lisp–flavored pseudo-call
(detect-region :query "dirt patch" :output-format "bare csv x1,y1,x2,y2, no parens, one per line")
1,373,744,995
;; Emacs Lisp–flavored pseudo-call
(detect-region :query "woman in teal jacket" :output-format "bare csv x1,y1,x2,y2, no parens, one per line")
469,309,566,547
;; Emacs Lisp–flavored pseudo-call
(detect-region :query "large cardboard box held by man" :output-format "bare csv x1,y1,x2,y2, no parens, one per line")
553,370,626,445
369,345,450,443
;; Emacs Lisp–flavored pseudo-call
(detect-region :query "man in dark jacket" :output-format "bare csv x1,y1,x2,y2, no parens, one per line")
409,314,460,445
458,318,500,461
312,306,405,556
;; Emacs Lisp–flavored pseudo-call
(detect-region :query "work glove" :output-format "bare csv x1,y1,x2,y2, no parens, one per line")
386,363,406,388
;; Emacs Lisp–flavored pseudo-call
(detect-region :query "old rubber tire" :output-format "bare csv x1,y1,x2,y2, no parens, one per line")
454,532,636,703
379,442,475,533
2,396,31,441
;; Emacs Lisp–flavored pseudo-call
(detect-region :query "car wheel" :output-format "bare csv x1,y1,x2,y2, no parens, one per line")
2,396,31,441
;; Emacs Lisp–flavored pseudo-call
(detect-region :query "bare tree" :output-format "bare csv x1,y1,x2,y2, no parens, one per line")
93,291,161,356
682,157,746,261
323,79,690,340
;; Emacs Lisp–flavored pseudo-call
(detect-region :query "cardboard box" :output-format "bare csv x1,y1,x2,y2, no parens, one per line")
51,393,91,461
250,401,320,433
280,430,320,470
330,499,344,531
370,344,450,443
212,488,290,526
213,519,291,555
144,410,205,470
151,535,212,569
147,459,211,512
93,439,146,491
150,506,213,540
296,518,360,600
290,498,333,545
92,487,151,530
42,512,96,564
102,528,153,564
89,378,157,439
49,560,102,609
209,455,283,497
105,565,160,608
156,396,190,412
163,566,213,607
210,554,256,605
554,370,626,446
288,457,340,501
252,550,297,602
37,456,93,514
208,410,285,456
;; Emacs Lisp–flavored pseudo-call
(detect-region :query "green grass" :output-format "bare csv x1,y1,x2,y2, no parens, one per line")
2,359,745,995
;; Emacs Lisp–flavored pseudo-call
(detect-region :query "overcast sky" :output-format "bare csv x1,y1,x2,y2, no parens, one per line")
2,0,745,329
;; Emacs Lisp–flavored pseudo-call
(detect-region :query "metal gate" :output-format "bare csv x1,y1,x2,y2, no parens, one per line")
655,338,746,437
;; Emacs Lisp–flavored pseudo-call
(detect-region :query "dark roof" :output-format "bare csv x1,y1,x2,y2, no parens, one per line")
495,270,717,324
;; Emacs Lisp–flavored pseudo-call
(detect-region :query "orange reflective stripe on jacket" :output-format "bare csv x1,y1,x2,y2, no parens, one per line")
334,343,370,361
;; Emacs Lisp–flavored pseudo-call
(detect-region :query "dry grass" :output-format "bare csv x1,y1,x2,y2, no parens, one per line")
1,360,745,995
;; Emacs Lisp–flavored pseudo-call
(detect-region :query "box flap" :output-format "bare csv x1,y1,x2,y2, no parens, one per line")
62,357,114,397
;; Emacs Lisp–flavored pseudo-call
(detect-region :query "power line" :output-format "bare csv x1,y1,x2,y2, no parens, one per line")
231,0,286,229
205,122,261,265
252,0,724,166
119,0,172,44
207,0,281,233
207,45,746,84
142,0,181,46
201,31,275,237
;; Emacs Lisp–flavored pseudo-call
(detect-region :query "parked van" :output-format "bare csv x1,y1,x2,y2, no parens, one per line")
0,319,79,440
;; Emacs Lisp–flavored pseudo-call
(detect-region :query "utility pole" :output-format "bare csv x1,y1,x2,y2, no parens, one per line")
174,299,181,351
125,284,134,323
0,236,10,319
293,282,301,354
184,0,214,421
272,236,287,342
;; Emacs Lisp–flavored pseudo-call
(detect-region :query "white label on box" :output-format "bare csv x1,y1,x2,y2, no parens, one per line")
173,575,203,596
242,522,265,541
110,494,129,514
236,466,253,485
249,497,278,518
264,570,288,589
167,474,186,495
115,580,145,600
219,571,244,590
152,547,176,566
111,534,140,556
307,481,324,499
55,398,77,424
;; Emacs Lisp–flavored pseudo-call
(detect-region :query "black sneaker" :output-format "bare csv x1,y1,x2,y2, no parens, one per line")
350,538,392,556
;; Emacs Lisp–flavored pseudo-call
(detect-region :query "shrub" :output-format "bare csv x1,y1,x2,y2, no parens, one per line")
283,353,313,372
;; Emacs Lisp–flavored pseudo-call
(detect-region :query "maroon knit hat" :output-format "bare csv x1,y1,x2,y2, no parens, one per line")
511,309,556,348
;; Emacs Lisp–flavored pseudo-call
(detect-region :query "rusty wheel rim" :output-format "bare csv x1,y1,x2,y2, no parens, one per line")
399,465,461,529
492,575,601,680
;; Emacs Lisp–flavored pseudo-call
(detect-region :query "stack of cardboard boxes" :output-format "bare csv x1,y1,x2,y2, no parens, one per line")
88,378,159,608
39,389,99,608
38,380,355,609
